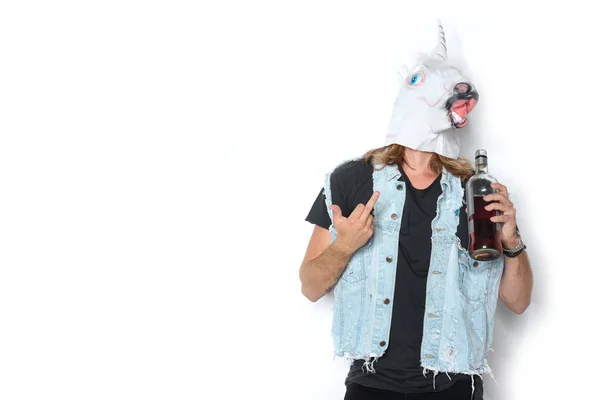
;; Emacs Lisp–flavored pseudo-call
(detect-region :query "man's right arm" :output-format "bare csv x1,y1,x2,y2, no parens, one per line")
299,191,379,302
298,226,354,302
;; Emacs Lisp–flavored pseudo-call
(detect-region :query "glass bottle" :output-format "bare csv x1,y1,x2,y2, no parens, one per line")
465,149,502,261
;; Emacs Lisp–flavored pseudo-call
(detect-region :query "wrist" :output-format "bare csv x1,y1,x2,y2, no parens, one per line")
502,231,526,258
331,239,355,258
502,235,520,249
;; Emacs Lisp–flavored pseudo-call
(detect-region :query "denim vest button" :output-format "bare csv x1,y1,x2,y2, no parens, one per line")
397,184,403,191
380,341,386,346
432,270,442,275
425,354,436,359
474,261,479,268
427,313,438,318
383,298,390,304
386,256,393,263
391,213,398,220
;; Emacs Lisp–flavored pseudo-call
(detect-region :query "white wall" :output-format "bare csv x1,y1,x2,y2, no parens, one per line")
0,1,597,399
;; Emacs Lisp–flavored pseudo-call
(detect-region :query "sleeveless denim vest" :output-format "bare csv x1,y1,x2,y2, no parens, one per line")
323,161,504,378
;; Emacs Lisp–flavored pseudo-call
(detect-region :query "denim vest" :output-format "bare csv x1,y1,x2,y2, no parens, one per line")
323,162,504,378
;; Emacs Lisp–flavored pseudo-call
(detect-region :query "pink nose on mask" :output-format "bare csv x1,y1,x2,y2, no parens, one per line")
455,83,470,94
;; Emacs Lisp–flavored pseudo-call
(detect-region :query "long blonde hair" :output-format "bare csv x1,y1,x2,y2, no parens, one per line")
362,144,474,181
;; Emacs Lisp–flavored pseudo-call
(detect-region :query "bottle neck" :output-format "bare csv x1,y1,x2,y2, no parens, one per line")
476,162,488,174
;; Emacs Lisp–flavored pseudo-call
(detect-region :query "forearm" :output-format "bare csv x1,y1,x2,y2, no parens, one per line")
499,250,533,314
300,241,354,302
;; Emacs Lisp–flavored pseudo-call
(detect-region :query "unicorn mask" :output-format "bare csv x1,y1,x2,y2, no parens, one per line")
385,22,479,159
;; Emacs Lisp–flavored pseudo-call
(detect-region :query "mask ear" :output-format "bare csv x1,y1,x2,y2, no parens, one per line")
397,64,408,82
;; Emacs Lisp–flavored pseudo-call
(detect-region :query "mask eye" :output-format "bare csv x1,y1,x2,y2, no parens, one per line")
407,72,425,86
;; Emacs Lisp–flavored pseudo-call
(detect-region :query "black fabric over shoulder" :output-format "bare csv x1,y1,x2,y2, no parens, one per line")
305,159,374,229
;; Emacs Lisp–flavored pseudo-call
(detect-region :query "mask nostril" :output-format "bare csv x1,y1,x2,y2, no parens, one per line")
455,83,470,94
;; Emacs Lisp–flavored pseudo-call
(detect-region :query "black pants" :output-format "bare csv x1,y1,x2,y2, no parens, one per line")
344,381,484,400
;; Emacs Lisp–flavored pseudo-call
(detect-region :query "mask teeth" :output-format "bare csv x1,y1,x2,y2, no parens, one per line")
451,111,465,124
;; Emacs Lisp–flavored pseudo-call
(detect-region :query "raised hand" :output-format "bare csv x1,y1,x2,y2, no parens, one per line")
329,191,380,254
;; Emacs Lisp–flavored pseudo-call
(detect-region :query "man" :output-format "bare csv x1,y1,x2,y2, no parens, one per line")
299,23,533,400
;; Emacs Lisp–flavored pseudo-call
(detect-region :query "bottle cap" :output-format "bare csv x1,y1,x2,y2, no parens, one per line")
475,149,487,158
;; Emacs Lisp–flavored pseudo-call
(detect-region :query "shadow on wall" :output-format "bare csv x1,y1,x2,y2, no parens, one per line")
482,248,546,400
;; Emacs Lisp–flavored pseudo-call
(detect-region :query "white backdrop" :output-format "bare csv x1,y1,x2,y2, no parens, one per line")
0,1,597,399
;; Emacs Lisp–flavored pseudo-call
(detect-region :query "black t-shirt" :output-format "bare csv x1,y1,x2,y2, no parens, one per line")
305,159,481,393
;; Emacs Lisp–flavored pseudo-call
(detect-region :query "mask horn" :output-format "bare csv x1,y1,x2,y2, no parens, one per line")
433,20,447,60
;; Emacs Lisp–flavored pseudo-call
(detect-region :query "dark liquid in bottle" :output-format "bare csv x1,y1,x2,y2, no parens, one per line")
469,196,502,260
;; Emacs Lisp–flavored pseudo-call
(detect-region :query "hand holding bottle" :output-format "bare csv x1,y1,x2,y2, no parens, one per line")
484,182,519,248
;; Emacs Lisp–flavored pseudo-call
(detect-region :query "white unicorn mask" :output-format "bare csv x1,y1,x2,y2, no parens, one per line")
385,22,479,159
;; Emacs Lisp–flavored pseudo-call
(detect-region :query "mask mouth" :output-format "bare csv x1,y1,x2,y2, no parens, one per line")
448,98,477,128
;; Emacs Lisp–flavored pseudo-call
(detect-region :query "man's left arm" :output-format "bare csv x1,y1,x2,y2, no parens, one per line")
497,241,533,314
485,183,533,315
